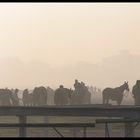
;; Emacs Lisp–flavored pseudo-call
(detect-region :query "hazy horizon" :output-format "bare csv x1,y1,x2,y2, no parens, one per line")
0,3,140,89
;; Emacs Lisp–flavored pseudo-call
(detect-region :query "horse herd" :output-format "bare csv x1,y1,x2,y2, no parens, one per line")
0,81,132,106
0,85,96,106
23,86,92,106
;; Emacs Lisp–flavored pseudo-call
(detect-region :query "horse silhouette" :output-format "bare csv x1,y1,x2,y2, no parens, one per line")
32,86,47,106
0,88,19,106
46,87,55,105
54,88,72,106
102,81,129,105
70,88,91,105
22,89,34,106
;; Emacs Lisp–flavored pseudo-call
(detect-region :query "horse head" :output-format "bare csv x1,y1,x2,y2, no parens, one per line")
124,81,129,92
123,81,129,97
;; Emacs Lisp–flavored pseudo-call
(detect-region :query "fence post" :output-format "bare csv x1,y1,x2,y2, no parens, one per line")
124,118,135,137
124,122,135,137
19,115,27,137
44,116,49,137
105,117,112,137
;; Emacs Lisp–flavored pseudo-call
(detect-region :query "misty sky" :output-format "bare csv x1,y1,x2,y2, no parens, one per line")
0,3,140,89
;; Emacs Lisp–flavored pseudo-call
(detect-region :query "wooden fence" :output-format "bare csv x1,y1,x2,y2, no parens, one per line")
0,105,139,137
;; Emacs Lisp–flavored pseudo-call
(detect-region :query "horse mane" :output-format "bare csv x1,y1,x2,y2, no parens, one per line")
114,83,125,90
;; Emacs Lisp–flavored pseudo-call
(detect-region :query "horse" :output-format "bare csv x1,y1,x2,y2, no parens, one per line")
70,86,91,105
84,89,91,104
46,87,55,105
22,89,30,106
11,88,20,106
102,81,129,105
0,88,19,106
32,86,47,106
0,89,11,106
132,80,140,106
54,88,72,106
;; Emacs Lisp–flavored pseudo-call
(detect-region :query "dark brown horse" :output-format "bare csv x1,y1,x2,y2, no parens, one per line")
70,87,91,105
32,86,47,106
54,88,72,106
102,81,129,105
0,88,19,106
22,89,32,106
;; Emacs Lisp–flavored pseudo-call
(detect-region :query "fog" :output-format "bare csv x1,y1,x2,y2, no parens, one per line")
0,3,139,91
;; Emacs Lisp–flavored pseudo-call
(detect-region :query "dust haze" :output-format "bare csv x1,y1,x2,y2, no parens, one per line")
0,3,139,105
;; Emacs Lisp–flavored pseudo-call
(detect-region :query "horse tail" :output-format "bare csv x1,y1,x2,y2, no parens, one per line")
54,92,57,105
102,89,106,104
103,96,105,104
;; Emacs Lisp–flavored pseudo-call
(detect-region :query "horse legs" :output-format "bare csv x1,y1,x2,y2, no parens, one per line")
103,97,109,105
117,99,122,105
106,98,109,104
117,101,121,105
103,96,105,104
103,96,108,104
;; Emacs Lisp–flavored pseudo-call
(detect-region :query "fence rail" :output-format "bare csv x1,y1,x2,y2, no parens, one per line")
0,105,139,117
0,105,139,137
0,123,95,128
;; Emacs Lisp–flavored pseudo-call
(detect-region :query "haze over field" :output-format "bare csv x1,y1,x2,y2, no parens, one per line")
0,3,140,90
